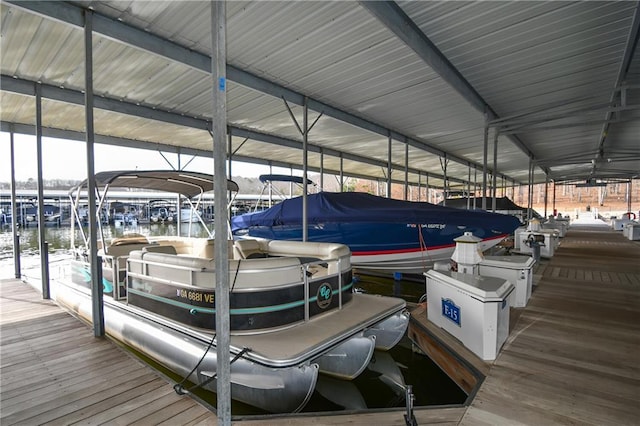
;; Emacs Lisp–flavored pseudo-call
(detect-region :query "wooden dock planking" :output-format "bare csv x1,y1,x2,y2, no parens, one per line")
0,278,215,426
230,406,468,426
2,223,638,425
0,277,468,425
461,226,640,425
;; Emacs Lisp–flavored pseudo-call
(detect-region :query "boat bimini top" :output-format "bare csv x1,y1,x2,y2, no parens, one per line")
68,170,239,249
69,170,239,198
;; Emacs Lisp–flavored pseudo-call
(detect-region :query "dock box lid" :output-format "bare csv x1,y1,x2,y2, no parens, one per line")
480,255,535,270
425,269,514,302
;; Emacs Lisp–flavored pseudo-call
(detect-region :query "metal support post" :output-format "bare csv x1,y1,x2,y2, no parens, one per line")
10,128,21,279
527,159,534,221
467,166,471,210
440,156,448,206
404,385,417,426
319,148,324,190
544,175,549,218
302,97,309,242
35,84,50,299
482,113,489,210
492,130,498,212
387,132,392,198
404,138,409,200
425,173,429,203
211,2,232,424
340,154,344,192
552,180,557,215
85,10,104,337
473,167,478,209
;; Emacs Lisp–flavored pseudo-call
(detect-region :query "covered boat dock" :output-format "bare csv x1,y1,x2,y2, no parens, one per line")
1,1,639,423
2,223,638,424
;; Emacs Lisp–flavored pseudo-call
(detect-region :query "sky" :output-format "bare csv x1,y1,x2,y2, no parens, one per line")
0,131,288,183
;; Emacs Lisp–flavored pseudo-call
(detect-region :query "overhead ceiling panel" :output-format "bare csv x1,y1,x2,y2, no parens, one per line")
400,0,638,183
1,0,638,191
0,91,35,124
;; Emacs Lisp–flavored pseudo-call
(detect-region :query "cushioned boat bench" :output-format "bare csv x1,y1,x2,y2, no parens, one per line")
128,250,303,289
147,236,234,259
234,239,350,274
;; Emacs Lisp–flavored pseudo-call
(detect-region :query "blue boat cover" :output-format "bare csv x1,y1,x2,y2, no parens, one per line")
231,192,521,233
441,196,542,219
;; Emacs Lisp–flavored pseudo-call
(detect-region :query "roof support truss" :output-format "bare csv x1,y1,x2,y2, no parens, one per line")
2,75,473,188
5,0,518,185
359,1,537,162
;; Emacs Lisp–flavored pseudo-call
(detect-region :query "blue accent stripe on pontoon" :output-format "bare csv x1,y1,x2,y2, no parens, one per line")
127,281,353,315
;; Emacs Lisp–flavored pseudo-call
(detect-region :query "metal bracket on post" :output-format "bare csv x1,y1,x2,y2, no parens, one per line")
404,385,417,426
13,233,21,279
94,255,105,336
42,241,50,299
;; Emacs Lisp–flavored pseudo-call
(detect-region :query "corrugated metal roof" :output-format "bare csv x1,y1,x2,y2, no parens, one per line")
1,0,638,192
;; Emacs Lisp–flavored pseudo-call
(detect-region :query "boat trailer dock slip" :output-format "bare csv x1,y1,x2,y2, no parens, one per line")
425,270,514,361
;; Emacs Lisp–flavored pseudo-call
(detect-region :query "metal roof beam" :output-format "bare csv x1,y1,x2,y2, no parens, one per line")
2,75,465,185
0,121,208,157
5,0,517,183
0,121,449,189
359,1,537,162
230,126,465,184
360,1,486,116
597,3,640,155
1,75,209,130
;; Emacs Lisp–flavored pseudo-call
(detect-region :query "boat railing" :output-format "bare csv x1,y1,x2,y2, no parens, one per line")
127,258,209,287
127,254,347,288
127,253,317,289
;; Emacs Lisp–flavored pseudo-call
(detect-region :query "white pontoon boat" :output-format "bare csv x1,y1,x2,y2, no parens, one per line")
56,170,408,413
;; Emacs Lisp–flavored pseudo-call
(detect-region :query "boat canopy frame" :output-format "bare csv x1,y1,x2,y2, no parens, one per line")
254,174,317,212
68,170,239,252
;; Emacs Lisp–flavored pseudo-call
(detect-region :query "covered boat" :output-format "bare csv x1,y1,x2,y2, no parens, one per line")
231,192,522,275
440,196,542,224
56,171,408,414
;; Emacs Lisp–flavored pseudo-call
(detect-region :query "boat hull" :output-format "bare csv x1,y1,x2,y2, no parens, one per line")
52,279,318,413
313,332,375,380
231,192,522,275
61,254,407,413
238,222,509,274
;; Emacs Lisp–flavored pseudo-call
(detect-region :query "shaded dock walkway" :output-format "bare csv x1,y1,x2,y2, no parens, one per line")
461,225,640,425
0,278,215,425
1,223,639,424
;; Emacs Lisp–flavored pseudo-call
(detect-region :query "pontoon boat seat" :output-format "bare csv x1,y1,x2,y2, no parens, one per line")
101,241,151,271
128,250,302,289
234,239,350,275
233,239,264,259
147,236,233,258
142,244,178,255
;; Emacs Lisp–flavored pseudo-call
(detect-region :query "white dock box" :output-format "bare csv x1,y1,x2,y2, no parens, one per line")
515,230,559,258
513,227,527,252
479,256,536,307
612,217,631,231
623,223,640,241
425,270,514,361
542,220,567,238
